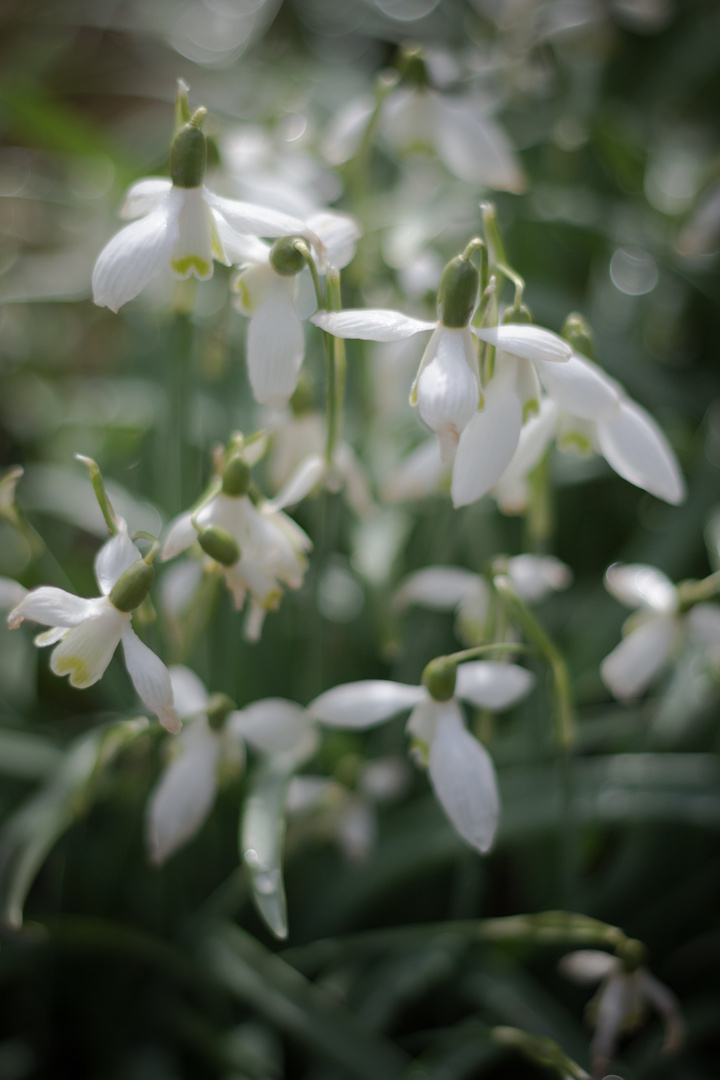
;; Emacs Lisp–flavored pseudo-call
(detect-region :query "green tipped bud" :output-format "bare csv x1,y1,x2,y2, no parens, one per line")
269,237,307,277
398,44,429,88
422,657,457,702
502,304,532,325
221,454,251,497
619,937,647,972
206,691,236,731
198,526,240,567
109,560,155,613
437,255,480,328
169,109,207,188
562,312,595,360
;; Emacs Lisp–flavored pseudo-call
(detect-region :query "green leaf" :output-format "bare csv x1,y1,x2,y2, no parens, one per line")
0,727,62,780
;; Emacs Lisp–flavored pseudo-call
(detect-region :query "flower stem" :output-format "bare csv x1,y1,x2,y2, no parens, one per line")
347,70,399,207
165,305,195,514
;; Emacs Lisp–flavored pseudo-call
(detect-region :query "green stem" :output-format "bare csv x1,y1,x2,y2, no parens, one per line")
444,642,536,664
165,306,195,514
75,455,120,535
325,269,345,466
347,70,399,206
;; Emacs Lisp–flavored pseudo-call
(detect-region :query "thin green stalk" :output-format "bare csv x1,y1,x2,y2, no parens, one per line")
165,304,196,514
347,70,399,206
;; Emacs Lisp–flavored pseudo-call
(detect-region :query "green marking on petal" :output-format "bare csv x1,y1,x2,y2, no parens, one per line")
523,398,539,422
211,217,228,265
172,255,212,279
559,432,593,455
234,276,254,312
262,588,283,612
53,655,91,688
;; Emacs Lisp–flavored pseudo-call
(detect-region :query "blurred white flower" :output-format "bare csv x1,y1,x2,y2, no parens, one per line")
308,660,534,853
560,949,684,1079
8,526,179,732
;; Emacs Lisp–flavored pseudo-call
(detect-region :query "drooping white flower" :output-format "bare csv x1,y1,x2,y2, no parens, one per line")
92,111,322,313
233,212,361,408
559,949,684,1079
600,562,720,699
8,526,179,733
308,660,534,853
147,666,317,864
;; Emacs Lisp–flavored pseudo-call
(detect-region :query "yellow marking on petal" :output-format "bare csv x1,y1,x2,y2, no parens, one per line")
211,217,229,265
262,588,283,612
53,654,91,688
172,255,212,279
234,276,255,313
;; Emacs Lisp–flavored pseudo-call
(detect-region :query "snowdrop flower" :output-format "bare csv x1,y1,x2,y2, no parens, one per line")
161,452,311,641
233,212,361,408
559,949,684,1079
147,666,318,863
308,658,534,853
92,105,321,313
600,563,720,699
8,525,179,733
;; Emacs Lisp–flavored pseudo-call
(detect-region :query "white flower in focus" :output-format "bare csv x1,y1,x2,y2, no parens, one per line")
560,949,684,1080
308,660,534,853
600,563,720,699
7,526,179,733
92,110,322,313
234,212,361,408
147,666,317,863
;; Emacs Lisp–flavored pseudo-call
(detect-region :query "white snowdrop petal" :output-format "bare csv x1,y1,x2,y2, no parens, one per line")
234,261,273,315
493,398,558,513
120,178,172,219
604,563,677,612
559,950,620,984
686,602,720,646
205,192,311,240
596,398,686,505
8,587,101,630
600,616,677,699
92,196,181,311
382,438,448,503
394,566,485,611
473,324,571,364
268,454,326,511
309,680,425,728
428,703,499,853
161,512,199,561
50,605,125,688
507,554,572,601
416,327,479,462
451,382,523,507
146,718,221,864
433,93,526,193
228,698,314,755
455,661,535,710
304,211,362,269
121,625,181,733
333,443,375,518
94,530,141,595
247,281,304,409
0,578,27,611
311,309,435,342
168,665,209,717
535,354,619,420
214,216,270,268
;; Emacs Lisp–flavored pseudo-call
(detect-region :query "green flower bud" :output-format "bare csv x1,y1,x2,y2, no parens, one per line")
269,237,307,277
198,526,240,566
502,304,532,325
169,109,207,189
422,657,457,702
398,44,429,88
109,560,155,613
437,255,479,328
619,937,647,972
221,455,251,497
562,312,595,360
206,692,236,731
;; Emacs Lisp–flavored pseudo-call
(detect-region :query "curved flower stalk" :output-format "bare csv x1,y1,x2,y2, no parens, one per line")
559,949,684,1079
7,525,179,733
308,659,535,853
233,212,361,408
92,102,322,313
161,449,311,642
147,666,317,863
600,563,720,699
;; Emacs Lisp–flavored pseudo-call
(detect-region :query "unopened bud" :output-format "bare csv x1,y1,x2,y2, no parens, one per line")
619,937,646,972
503,304,532,325
169,109,207,188
562,312,594,359
437,255,479,328
422,657,457,702
206,692,236,731
221,455,251,497
398,44,429,88
109,560,155,613
198,526,240,566
269,237,307,277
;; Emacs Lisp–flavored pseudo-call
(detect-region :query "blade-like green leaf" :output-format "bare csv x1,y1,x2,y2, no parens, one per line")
240,756,295,940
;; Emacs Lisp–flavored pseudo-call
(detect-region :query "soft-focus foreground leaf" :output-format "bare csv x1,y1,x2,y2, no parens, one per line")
240,755,295,940
203,921,411,1080
0,717,149,928
490,1026,589,1079
0,728,62,780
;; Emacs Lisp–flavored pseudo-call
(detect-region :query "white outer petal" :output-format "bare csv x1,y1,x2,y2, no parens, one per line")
455,661,535,710
494,397,558,514
416,327,479,462
94,530,141,595
428,702,499,853
168,665,209,717
600,615,678,699
604,562,677,613
311,309,435,342
247,280,304,408
309,680,425,728
227,698,315,755
120,178,172,219
559,950,619,984
214,217,270,267
451,370,523,508
161,511,199,561
8,587,101,630
267,454,326,511
205,191,313,241
49,602,126,687
596,398,686,505
686,602,720,646
92,192,181,311
433,92,526,192
473,324,571,364
304,211,362,269
146,718,221,864
0,578,27,612
121,624,180,732
507,555,572,602
535,354,619,420
382,439,448,503
394,566,486,612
